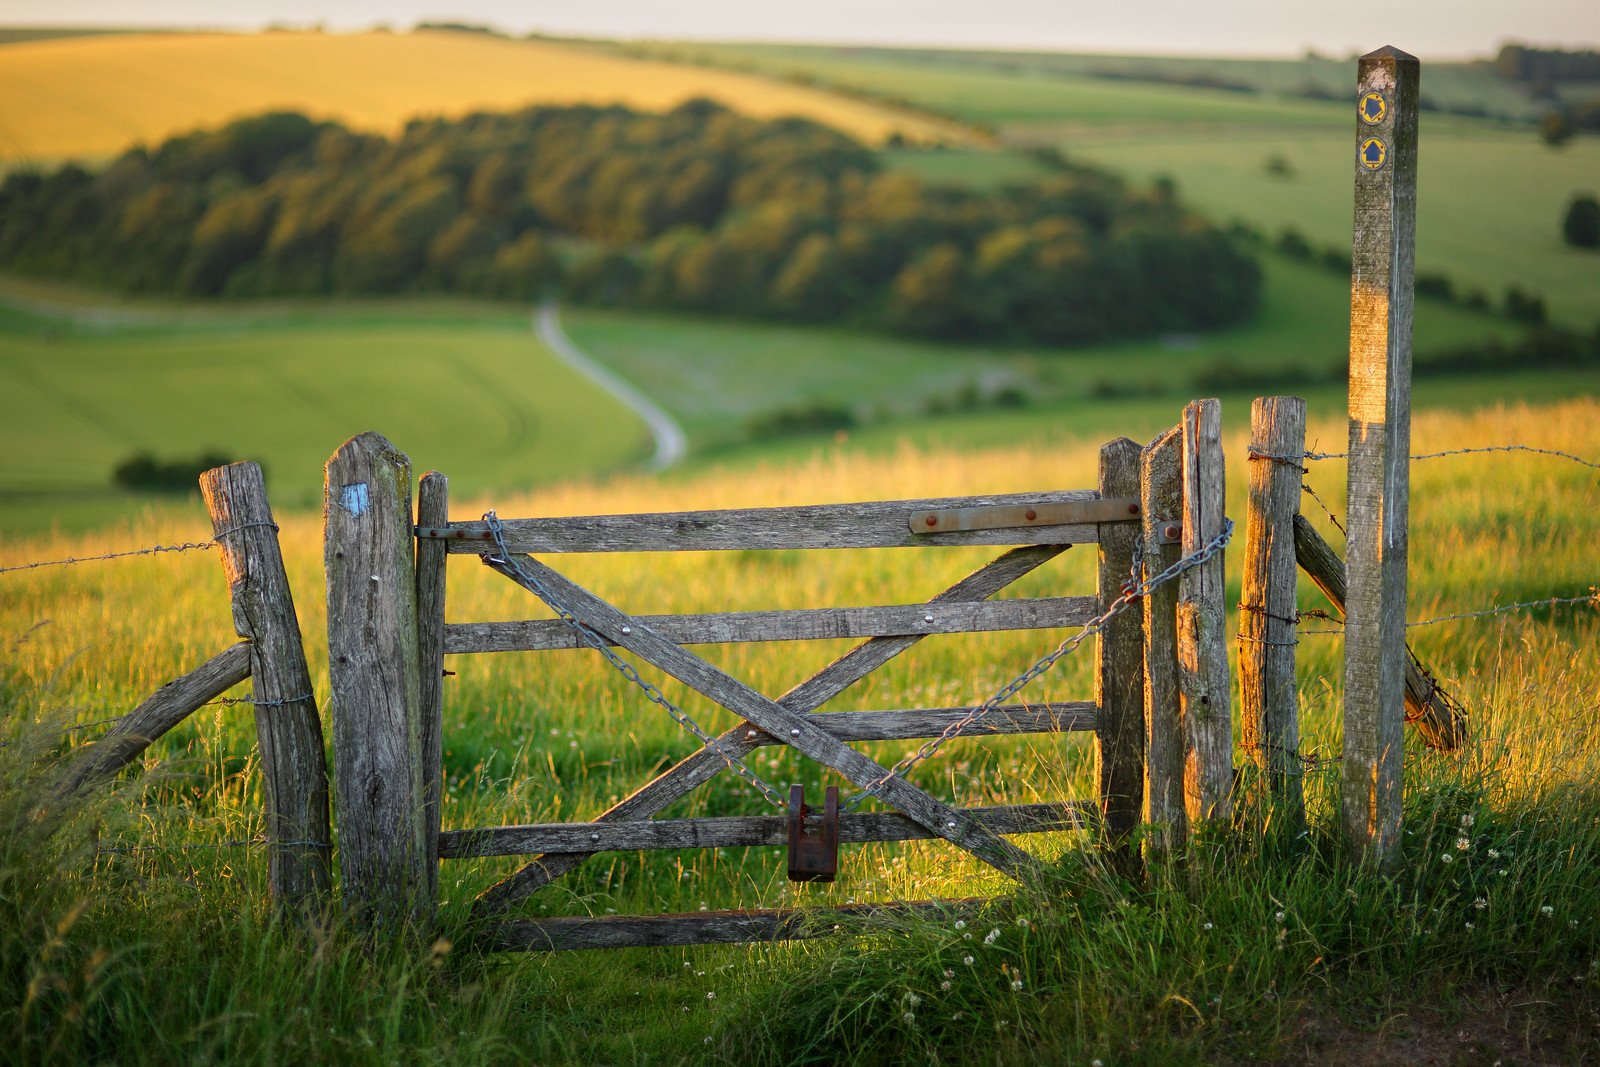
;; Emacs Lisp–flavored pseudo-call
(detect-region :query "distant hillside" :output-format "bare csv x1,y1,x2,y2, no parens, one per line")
0,29,972,165
0,103,1260,346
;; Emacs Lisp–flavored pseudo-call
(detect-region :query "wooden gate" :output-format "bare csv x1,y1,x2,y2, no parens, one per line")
323,404,1228,949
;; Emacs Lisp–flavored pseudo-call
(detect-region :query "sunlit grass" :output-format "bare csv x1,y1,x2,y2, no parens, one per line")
2,395,1597,1062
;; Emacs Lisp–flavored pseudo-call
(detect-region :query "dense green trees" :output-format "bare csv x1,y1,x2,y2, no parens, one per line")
0,100,1261,345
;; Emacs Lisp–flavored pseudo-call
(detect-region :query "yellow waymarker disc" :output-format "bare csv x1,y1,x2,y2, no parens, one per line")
1359,138,1387,170
1359,91,1388,125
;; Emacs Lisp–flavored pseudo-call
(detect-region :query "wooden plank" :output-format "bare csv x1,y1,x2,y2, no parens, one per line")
1239,398,1308,836
324,432,429,924
442,801,1090,858
442,490,1110,553
58,641,251,795
200,461,332,904
1343,47,1419,868
1140,426,1186,856
909,497,1138,534
471,544,1070,917
415,471,449,908
482,553,1044,881
1292,515,1464,750
1179,399,1233,828
1095,438,1144,862
444,596,1097,654
738,703,1095,745
485,897,996,952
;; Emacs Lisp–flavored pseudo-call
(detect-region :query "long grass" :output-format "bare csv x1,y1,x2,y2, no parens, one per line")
2,396,1598,1062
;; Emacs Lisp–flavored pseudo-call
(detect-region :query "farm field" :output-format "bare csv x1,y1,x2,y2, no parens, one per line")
0,293,650,537
0,28,965,167
2,396,1597,1062
656,42,1600,326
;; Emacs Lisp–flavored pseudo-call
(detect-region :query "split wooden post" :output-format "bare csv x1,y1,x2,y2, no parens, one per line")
325,432,429,924
1140,427,1185,856
1178,399,1232,829
200,462,333,904
1239,397,1307,834
1095,438,1145,862
1343,46,1419,868
415,471,449,905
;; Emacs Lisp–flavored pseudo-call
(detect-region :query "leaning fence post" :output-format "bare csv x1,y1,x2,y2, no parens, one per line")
415,471,449,908
200,462,333,905
1240,396,1307,835
1343,46,1419,868
1141,427,1185,857
325,432,429,924
1179,398,1232,830
1096,437,1144,865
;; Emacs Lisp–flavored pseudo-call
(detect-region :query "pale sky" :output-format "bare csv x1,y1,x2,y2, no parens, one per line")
2,0,1597,60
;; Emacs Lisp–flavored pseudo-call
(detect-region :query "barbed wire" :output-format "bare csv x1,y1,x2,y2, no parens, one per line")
1408,593,1599,628
0,520,280,577
95,835,332,855
1251,444,1599,469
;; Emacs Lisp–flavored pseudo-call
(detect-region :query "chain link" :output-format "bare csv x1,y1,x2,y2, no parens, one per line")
841,518,1235,812
482,511,789,810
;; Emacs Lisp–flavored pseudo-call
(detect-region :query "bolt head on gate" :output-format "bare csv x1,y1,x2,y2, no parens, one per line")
787,785,839,882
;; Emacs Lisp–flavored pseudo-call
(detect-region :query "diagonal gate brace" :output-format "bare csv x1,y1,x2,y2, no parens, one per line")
481,552,1045,885
473,544,1068,916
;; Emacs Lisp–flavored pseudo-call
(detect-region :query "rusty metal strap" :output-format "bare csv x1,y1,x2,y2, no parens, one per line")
910,497,1140,535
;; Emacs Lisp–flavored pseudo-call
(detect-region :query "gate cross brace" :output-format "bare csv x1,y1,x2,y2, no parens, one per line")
472,545,1063,917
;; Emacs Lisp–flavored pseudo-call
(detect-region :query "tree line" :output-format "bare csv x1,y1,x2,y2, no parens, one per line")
0,101,1261,345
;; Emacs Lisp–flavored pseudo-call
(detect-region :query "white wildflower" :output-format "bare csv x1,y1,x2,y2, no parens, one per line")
903,993,920,1007
1275,911,1285,923
1486,849,1500,859
1203,922,1214,931
954,920,967,930
1011,979,1024,992
963,955,974,966
1465,922,1475,931
1460,813,1475,828
903,1011,916,1024
1474,898,1487,910
984,928,1001,945
1440,853,1455,864
707,991,715,1000
1456,837,1471,852
1541,905,1554,917
940,981,952,990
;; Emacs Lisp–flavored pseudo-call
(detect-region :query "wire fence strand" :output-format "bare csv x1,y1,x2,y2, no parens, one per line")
0,520,280,576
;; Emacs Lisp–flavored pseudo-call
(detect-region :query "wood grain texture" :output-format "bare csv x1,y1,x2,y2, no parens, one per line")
445,490,1112,553
483,552,1044,881
1239,398,1307,834
324,432,428,924
1140,426,1186,855
1343,47,1419,868
59,642,251,795
1179,399,1233,827
1096,438,1145,857
444,596,1097,653
200,461,332,903
485,897,997,952
442,801,1089,858
1292,515,1464,750
415,471,449,906
471,544,1070,916
736,703,1096,745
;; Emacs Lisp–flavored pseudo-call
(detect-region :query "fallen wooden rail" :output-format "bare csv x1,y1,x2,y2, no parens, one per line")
1293,514,1466,750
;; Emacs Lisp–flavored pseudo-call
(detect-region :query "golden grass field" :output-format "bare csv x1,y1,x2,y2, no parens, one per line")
0,29,970,165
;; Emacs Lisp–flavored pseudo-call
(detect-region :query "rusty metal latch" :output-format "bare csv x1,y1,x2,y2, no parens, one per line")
909,497,1140,535
787,785,839,883
1152,519,1182,545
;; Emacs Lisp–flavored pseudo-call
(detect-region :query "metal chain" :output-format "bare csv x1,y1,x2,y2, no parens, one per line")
842,518,1236,812
482,511,788,810
0,520,280,576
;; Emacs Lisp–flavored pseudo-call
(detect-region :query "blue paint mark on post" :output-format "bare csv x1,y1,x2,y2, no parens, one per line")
341,483,370,517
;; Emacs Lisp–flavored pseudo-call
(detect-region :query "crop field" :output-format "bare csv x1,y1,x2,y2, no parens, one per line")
0,294,649,537
2,396,1598,1062
0,29,965,166
655,42,1600,326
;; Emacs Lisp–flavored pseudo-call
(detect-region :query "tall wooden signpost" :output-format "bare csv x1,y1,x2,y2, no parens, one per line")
1342,46,1419,867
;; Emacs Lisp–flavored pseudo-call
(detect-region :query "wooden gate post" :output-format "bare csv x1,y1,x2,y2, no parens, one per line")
1240,397,1307,835
1141,427,1185,857
1096,438,1145,864
1179,398,1232,830
324,432,429,924
415,471,449,904
200,462,333,905
1343,46,1419,868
